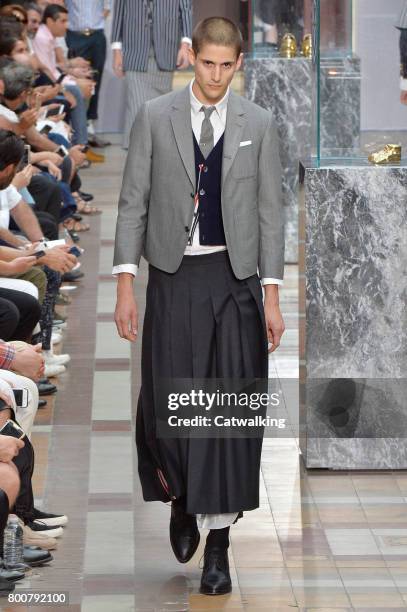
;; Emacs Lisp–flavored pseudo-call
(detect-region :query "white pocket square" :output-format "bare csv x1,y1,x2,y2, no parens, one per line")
239,140,252,147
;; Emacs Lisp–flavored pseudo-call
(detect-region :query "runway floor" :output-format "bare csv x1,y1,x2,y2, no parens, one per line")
7,141,407,612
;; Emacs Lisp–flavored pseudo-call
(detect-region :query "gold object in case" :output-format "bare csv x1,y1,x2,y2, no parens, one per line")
302,34,312,58
279,33,297,58
368,144,402,165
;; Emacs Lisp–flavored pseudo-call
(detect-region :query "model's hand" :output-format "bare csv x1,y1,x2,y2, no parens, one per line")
113,49,124,78
115,276,138,342
264,288,285,353
401,91,407,105
176,43,190,70
0,435,24,463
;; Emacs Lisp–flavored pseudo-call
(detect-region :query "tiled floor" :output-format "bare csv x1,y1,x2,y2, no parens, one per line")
8,139,407,612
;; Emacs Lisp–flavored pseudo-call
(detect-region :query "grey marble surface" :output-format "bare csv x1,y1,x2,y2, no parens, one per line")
300,165,407,469
244,56,361,262
319,57,361,153
245,57,312,262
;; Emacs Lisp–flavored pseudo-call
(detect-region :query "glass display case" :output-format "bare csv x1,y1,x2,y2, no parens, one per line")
314,0,407,165
246,0,352,58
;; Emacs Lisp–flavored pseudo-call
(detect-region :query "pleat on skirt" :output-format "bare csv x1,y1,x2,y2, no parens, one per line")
136,251,268,515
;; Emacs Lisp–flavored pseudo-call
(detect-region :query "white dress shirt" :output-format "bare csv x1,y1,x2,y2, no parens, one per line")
113,79,283,286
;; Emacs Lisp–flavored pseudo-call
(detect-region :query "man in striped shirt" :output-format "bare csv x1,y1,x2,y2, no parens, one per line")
111,0,192,148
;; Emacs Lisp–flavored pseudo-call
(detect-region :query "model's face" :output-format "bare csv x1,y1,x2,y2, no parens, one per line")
47,13,68,37
189,43,242,105
27,10,41,35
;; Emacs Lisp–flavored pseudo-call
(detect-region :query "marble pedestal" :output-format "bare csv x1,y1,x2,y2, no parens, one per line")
299,162,407,469
244,56,360,262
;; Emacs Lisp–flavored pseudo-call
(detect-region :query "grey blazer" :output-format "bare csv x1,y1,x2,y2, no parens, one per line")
113,86,285,281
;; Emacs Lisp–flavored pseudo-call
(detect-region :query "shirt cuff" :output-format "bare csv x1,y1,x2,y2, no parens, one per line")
111,42,122,50
112,264,138,277
1,345,16,370
261,278,283,286
401,77,407,91
181,37,192,46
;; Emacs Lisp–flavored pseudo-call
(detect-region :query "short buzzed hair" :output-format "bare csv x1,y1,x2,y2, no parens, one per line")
192,17,243,58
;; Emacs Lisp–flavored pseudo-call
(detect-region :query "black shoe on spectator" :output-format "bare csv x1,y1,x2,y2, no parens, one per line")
32,509,68,527
88,135,111,148
37,381,57,396
78,190,94,201
72,213,83,221
23,546,53,567
65,229,80,243
0,566,25,582
62,270,84,282
0,575,15,593
38,399,47,408
25,522,63,538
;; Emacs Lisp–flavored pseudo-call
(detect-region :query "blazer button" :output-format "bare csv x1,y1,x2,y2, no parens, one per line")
190,192,194,198
203,166,208,173
185,226,189,232
199,189,205,196
200,213,205,219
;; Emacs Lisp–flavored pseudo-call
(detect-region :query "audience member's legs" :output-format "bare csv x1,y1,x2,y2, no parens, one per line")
16,267,47,305
29,175,62,225
0,289,41,342
0,463,20,510
0,371,39,439
0,296,19,341
12,435,35,525
41,267,61,352
63,84,89,145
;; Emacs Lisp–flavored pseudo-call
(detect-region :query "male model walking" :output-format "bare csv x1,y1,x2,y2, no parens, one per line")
113,17,285,596
111,0,192,148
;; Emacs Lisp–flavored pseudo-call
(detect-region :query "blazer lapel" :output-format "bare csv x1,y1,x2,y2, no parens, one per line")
222,91,246,187
170,86,195,188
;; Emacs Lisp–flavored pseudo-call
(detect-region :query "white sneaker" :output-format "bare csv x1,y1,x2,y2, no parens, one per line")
59,285,77,292
44,351,70,366
44,363,66,378
51,332,62,345
53,321,67,330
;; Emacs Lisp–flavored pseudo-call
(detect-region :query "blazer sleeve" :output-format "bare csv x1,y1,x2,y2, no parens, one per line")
113,103,152,268
111,0,125,43
179,0,192,40
257,114,285,280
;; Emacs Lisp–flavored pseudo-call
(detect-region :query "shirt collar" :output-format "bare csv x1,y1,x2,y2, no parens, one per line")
189,79,230,119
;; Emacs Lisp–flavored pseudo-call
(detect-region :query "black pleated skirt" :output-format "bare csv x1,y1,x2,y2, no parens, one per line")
136,251,268,515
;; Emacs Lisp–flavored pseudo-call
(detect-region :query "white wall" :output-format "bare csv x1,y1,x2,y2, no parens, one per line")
356,0,406,131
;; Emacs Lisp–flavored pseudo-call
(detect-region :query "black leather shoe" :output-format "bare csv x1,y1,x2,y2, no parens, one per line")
62,270,84,282
0,575,14,593
23,546,53,567
199,547,232,595
78,190,94,201
37,382,57,396
169,504,200,563
0,567,25,582
38,399,47,408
